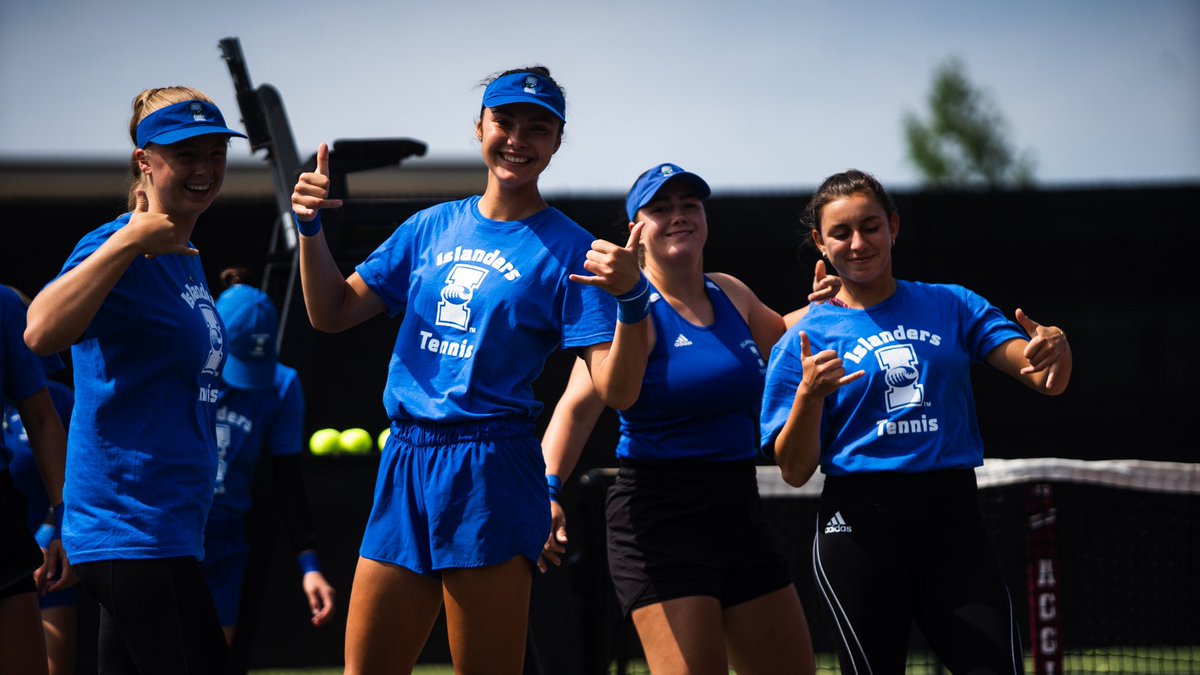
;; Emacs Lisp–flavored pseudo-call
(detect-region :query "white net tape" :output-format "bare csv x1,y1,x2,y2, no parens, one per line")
753,457,1200,498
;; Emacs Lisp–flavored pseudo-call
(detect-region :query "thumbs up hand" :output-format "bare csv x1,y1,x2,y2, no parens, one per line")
292,143,344,221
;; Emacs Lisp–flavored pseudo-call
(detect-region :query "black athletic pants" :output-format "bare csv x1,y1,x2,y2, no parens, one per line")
812,469,1023,675
75,557,233,675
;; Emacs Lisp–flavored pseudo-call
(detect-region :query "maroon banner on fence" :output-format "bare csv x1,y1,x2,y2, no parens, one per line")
1026,482,1064,674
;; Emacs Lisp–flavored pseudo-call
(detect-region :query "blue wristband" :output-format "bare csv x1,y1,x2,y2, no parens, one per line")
616,275,651,324
294,211,323,238
546,474,563,504
35,523,55,548
297,550,321,575
51,504,63,542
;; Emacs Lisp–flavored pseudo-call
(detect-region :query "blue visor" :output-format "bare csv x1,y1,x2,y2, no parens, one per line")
625,163,711,221
136,100,247,149
482,72,566,122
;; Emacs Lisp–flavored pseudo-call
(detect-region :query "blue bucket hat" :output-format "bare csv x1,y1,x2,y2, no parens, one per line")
482,72,566,123
135,100,247,149
215,285,278,390
625,163,711,221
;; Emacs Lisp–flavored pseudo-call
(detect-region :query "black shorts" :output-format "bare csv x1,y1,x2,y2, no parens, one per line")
814,469,1023,674
0,470,42,598
605,459,792,617
76,557,234,674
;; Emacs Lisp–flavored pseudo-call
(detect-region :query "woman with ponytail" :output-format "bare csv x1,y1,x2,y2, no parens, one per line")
25,86,246,674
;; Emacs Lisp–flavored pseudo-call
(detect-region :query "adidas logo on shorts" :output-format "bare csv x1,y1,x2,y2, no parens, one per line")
673,334,694,348
824,511,852,534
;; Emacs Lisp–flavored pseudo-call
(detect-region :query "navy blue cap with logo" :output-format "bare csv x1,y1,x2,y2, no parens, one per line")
215,285,278,390
625,163,712,222
135,100,247,149
481,72,566,123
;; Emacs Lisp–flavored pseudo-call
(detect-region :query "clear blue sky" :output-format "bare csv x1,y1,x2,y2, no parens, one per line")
2,0,1197,195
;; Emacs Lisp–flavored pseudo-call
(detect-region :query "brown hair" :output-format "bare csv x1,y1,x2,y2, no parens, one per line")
799,169,897,248
219,266,258,291
126,86,216,210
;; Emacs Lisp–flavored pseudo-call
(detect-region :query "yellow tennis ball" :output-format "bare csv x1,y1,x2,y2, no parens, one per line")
340,428,373,455
377,428,391,451
309,428,341,456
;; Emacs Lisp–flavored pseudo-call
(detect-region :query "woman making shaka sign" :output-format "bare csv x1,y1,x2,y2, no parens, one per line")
542,163,818,674
26,86,247,674
290,67,647,674
761,169,1071,674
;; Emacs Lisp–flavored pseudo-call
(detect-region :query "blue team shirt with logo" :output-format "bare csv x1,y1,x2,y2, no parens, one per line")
761,281,1026,475
57,214,226,563
356,196,615,423
617,278,766,462
206,364,303,536
0,286,48,473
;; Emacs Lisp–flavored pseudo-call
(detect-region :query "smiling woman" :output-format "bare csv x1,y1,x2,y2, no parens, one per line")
125,90,242,215
761,168,1072,673
287,65,640,675
135,135,231,221
539,162,826,675
24,85,247,674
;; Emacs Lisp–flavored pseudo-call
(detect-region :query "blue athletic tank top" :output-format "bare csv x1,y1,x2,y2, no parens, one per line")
616,277,767,462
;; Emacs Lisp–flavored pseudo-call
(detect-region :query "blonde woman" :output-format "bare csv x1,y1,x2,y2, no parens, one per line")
26,86,246,673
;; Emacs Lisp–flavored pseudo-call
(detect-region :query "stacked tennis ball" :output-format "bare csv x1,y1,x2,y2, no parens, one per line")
308,427,391,456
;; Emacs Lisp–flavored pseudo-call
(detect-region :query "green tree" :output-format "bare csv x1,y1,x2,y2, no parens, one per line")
903,58,1036,189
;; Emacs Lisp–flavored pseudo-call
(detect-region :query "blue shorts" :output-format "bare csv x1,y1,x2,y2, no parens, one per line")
201,520,249,626
359,418,549,577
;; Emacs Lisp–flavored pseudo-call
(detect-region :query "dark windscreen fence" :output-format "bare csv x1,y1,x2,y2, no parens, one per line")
577,459,1200,674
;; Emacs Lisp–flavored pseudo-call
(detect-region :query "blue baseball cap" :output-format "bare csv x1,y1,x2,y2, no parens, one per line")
135,100,247,149
625,163,711,221
482,72,566,123
215,285,278,390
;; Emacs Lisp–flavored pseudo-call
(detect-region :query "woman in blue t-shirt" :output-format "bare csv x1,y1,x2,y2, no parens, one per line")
760,169,1072,673
540,164,826,674
25,86,247,674
206,268,336,651
290,66,644,674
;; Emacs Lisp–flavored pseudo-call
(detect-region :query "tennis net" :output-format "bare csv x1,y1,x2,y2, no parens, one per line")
575,458,1200,674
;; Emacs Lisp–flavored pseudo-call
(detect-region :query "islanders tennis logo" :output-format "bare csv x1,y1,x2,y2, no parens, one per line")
875,343,924,412
437,264,488,331
739,338,767,373
199,304,225,377
180,283,224,380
